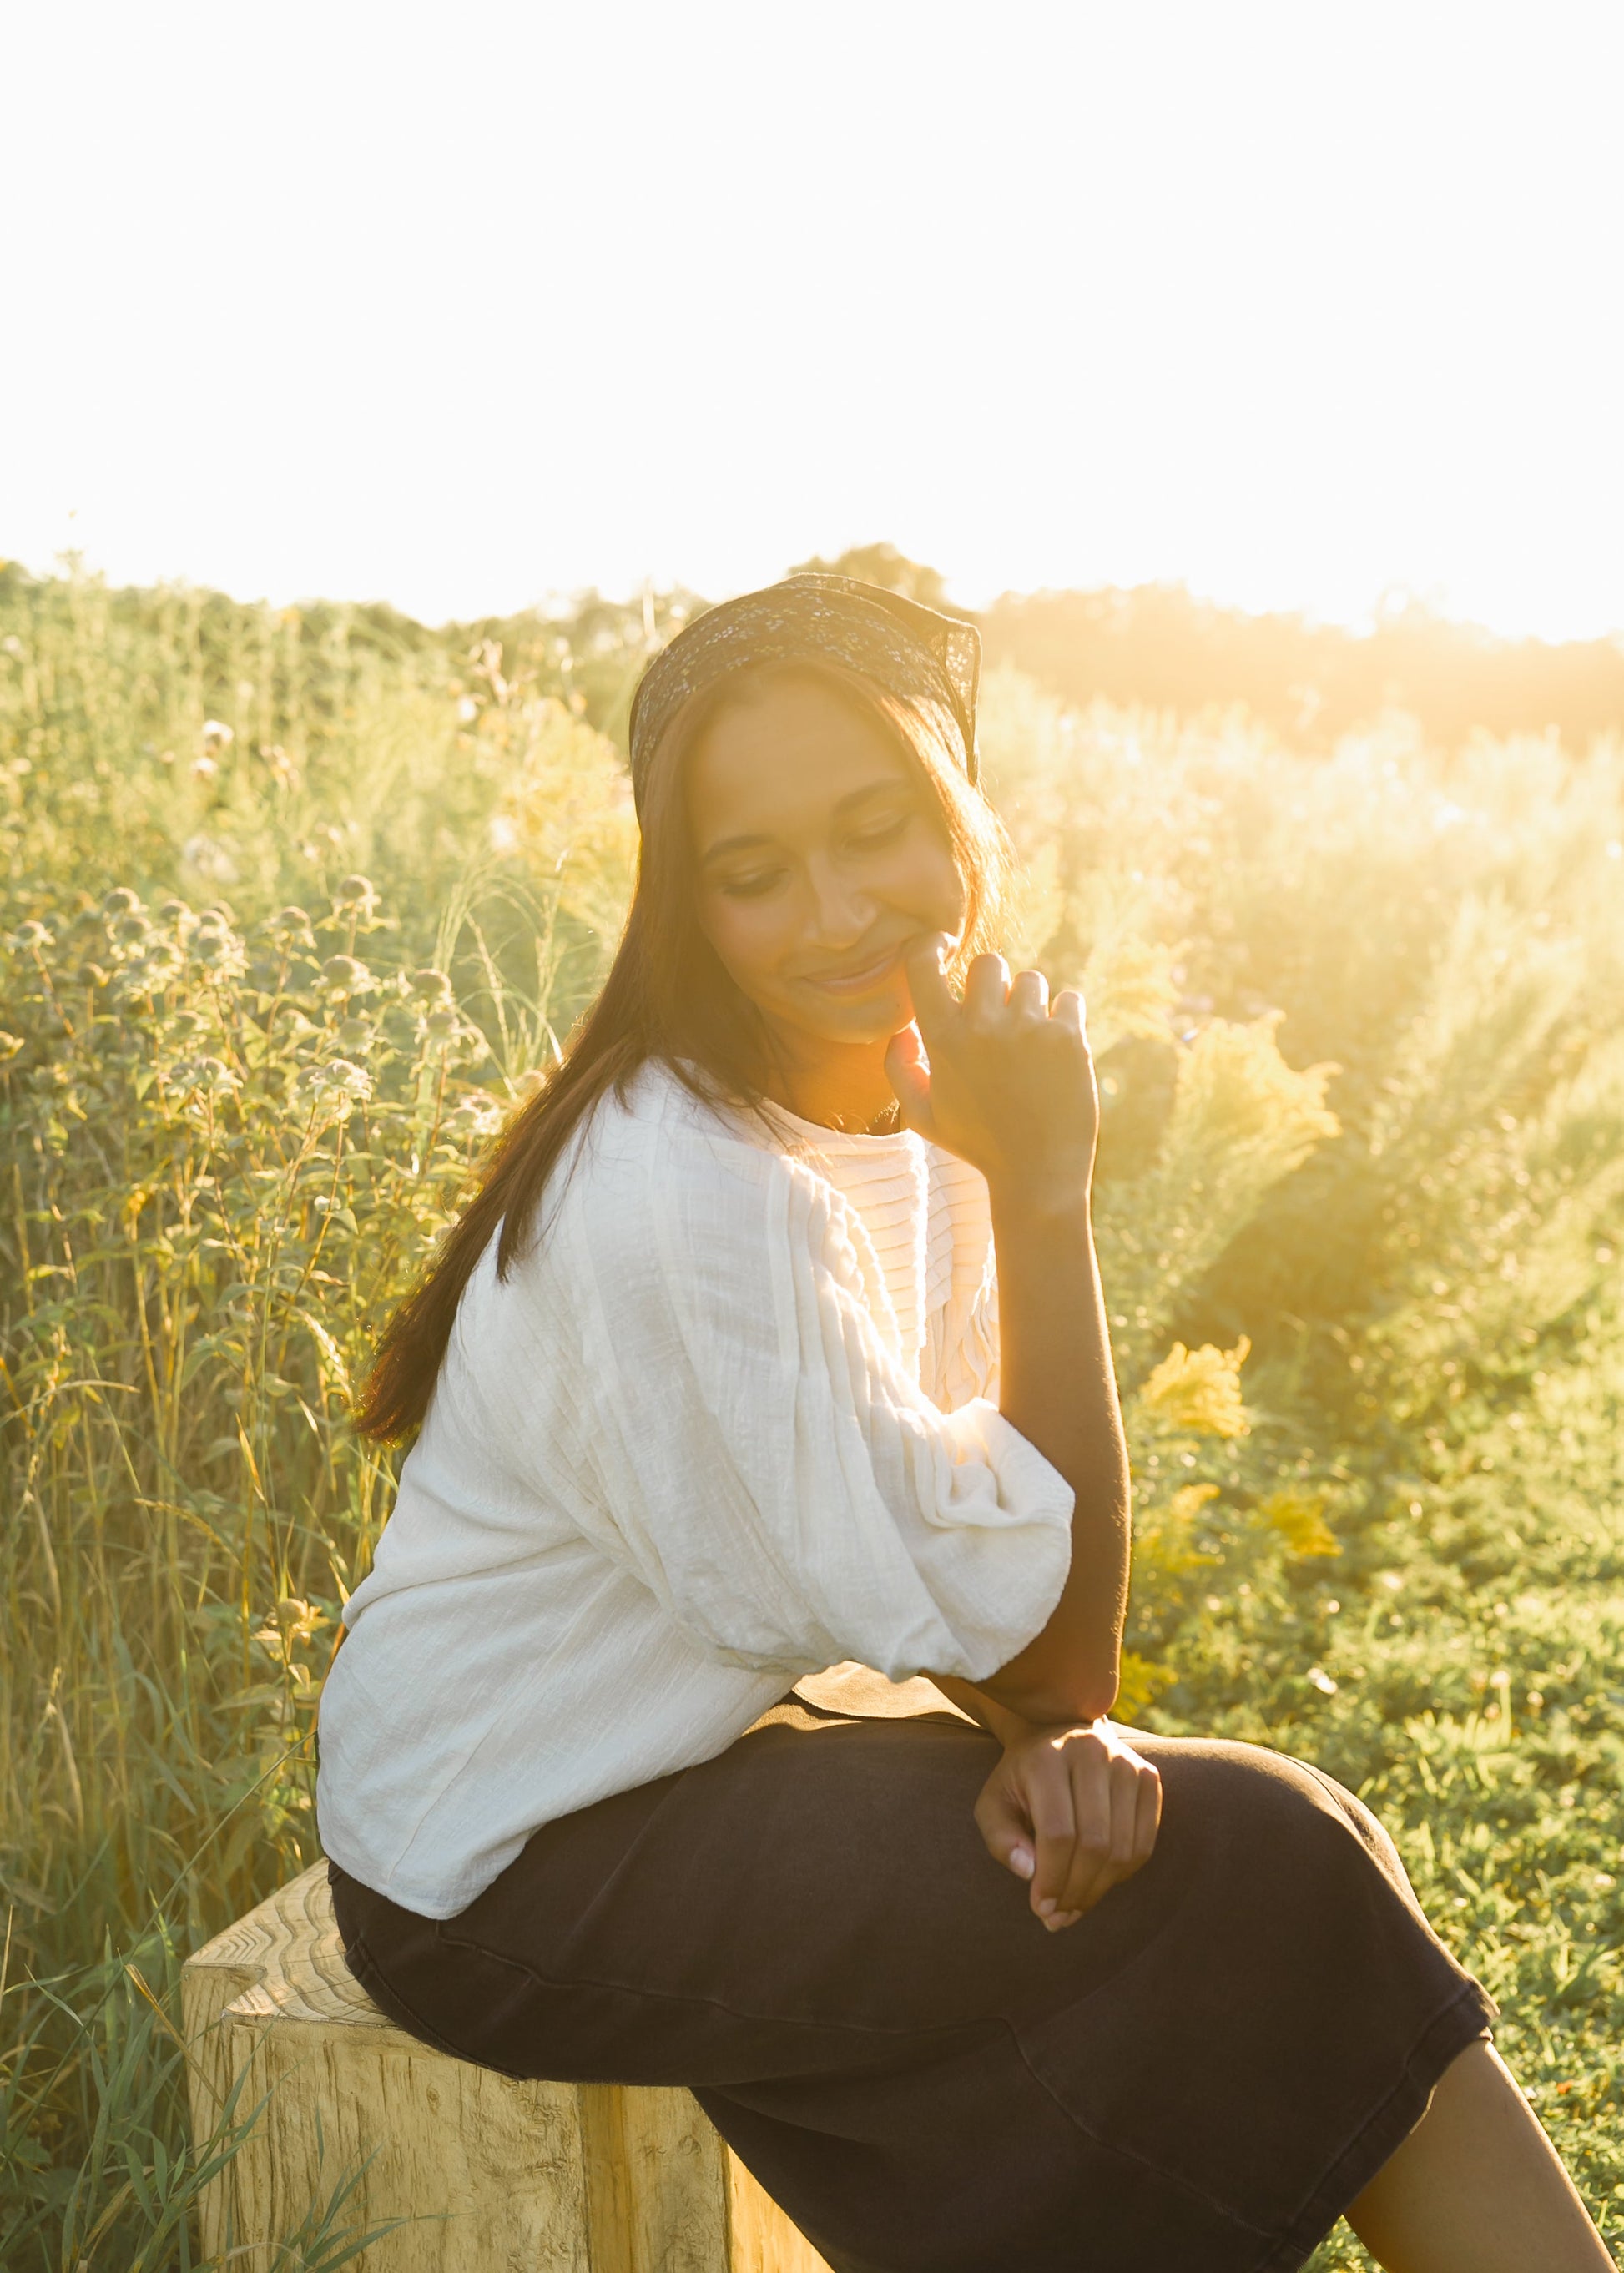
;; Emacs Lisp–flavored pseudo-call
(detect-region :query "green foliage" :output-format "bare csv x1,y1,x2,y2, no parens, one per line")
3,567,1623,2262
1,569,637,2265
979,669,1624,2262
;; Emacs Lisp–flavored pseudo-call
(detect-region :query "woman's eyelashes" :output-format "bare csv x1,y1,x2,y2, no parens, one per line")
714,814,915,899
847,813,910,851
718,866,787,900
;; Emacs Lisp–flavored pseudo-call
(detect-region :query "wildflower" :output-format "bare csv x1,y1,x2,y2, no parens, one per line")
1306,1666,1339,1696
297,1058,374,1106
323,1057,373,1103
12,920,52,952
114,943,182,998
181,834,239,885
1261,1489,1340,1559
110,912,151,949
169,1056,240,1099
192,754,219,781
190,925,245,978
260,743,300,790
262,905,316,950
0,1031,23,1062
155,898,191,926
320,954,376,999
330,874,381,920
200,719,235,753
421,1005,482,1051
407,967,454,1005
441,1091,505,1142
1139,1339,1252,1439
102,887,142,919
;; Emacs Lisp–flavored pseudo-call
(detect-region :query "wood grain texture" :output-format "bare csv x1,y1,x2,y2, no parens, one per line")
181,1862,832,2272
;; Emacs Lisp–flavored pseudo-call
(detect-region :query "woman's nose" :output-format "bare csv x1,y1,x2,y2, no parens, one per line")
802,854,875,947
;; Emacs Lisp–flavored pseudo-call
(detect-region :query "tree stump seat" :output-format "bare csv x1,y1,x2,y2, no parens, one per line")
182,1860,832,2272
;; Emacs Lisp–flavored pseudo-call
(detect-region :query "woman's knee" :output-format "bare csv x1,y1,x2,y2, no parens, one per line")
1126,1729,1410,1888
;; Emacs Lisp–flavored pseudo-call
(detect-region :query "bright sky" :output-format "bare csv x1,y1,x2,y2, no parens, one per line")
4,1,1621,638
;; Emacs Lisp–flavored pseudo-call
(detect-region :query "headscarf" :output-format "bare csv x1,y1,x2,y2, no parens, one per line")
627,572,981,819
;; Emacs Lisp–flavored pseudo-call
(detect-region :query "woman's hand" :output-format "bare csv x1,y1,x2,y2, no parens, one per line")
975,1721,1163,1930
885,937,1097,1213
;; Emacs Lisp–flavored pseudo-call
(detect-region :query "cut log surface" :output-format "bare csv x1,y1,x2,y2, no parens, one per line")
182,1861,832,2273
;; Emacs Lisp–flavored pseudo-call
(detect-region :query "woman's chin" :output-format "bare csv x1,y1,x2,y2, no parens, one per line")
781,981,912,1049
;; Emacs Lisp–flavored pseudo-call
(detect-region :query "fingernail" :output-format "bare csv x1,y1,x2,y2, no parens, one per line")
1045,1912,1080,1933
1010,1845,1035,1880
1036,1896,1057,1917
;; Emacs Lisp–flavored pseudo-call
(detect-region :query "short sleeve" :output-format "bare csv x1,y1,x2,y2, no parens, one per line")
559,1121,1072,1685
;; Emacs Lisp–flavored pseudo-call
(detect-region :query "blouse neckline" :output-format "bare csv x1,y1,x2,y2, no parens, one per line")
764,1097,916,1154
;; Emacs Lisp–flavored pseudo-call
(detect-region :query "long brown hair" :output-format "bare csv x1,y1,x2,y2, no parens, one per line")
356,658,1011,1440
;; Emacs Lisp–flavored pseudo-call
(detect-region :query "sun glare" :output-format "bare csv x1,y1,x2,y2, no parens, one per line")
3,1,1621,637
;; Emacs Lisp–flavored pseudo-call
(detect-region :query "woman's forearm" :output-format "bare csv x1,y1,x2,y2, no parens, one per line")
976,1187,1130,1725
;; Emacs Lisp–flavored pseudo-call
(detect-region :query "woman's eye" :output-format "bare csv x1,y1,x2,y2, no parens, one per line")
719,869,784,900
848,814,909,851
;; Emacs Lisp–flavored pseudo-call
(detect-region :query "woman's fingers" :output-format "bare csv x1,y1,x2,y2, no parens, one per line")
901,935,958,1042
1026,1758,1079,1924
962,952,1011,1030
1132,1757,1163,1870
1051,987,1087,1035
978,1731,1164,1935
883,1023,934,1136
1107,1751,1143,1872
1054,1739,1117,1918
1009,967,1050,1021
1048,1737,1165,1929
972,1776,1037,1884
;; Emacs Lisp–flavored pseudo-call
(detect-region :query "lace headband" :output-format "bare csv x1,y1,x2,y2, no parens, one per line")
627,572,981,818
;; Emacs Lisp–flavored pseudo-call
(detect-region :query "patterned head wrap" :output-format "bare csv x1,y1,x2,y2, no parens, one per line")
627,572,981,819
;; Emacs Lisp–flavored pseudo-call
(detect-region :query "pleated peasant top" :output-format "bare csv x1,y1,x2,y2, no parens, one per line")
315,1061,1075,1918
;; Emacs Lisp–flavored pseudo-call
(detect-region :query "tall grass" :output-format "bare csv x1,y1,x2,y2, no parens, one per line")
3,567,1622,2265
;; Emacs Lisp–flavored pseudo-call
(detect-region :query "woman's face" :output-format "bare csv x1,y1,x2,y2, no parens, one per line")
687,673,966,1052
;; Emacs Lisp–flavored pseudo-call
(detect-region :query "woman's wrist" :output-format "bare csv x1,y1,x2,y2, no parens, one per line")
929,1674,1043,1749
986,1172,1093,1228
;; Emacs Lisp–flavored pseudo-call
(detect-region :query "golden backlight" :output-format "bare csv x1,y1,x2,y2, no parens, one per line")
3,2,1620,634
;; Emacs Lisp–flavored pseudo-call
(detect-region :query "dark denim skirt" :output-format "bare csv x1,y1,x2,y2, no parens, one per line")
329,1691,1493,2273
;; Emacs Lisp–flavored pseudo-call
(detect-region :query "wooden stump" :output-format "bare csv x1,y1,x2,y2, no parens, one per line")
182,1861,832,2273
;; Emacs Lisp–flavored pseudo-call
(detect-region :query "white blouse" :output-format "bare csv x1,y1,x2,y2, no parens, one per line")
315,1062,1074,1918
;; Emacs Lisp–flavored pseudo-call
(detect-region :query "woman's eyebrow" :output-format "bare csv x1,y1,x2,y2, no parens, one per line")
700,780,909,867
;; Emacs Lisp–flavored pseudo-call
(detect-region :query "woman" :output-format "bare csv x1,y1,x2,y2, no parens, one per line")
317,575,1610,2272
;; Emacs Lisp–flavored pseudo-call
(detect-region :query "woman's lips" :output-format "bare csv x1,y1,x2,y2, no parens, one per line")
800,945,906,997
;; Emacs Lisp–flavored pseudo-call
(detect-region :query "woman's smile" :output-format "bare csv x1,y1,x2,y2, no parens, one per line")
798,939,914,998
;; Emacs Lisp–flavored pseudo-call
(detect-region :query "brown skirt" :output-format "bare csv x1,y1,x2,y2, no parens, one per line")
328,1686,1494,2273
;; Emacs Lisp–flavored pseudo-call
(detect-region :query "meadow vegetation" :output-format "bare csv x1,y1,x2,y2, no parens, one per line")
3,563,1622,2267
